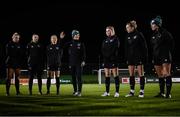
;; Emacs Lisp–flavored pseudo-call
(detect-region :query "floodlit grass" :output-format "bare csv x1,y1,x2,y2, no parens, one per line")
0,83,179,116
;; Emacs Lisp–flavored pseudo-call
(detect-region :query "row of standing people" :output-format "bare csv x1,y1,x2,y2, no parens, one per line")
3,16,174,98
101,16,174,98
5,30,85,96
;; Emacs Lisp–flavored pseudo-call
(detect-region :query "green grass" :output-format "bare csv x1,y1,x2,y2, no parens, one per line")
0,83,180,116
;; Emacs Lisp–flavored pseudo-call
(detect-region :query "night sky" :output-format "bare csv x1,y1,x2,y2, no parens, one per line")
0,1,179,64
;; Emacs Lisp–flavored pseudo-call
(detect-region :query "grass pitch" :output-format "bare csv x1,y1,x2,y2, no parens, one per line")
0,83,180,116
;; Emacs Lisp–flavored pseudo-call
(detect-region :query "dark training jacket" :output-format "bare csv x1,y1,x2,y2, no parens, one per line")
6,41,24,68
101,35,120,63
27,42,45,67
125,30,148,63
67,40,86,66
47,44,63,67
150,28,174,60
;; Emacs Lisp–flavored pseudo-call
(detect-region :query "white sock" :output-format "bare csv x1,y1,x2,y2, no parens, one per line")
140,90,144,93
130,90,135,93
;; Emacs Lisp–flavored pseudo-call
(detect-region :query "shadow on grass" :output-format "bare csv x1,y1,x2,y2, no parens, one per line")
0,104,124,116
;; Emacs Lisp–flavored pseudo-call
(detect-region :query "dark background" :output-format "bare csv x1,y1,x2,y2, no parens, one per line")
0,1,179,72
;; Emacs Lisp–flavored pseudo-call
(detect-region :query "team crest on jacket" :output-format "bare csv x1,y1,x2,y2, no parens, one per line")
56,47,59,50
77,43,81,49
110,39,114,42
128,37,131,40
158,34,161,38
152,36,155,39
50,47,52,50
133,35,137,39
139,61,142,64
77,43,81,46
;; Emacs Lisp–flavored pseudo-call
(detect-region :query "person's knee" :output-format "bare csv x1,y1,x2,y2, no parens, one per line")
112,71,118,77
8,71,13,78
15,73,20,78
8,73,13,79
15,69,20,74
105,72,110,77
162,68,171,77
157,72,164,78
55,71,60,77
163,71,170,77
129,69,135,76
129,70,134,77
49,71,54,78
112,68,117,74
138,72,144,77
155,69,163,77
137,68,144,77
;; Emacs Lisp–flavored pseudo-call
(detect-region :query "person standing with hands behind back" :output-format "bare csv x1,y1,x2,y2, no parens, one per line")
125,20,148,98
46,35,63,95
6,32,23,96
27,34,44,95
101,26,120,98
150,16,174,98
